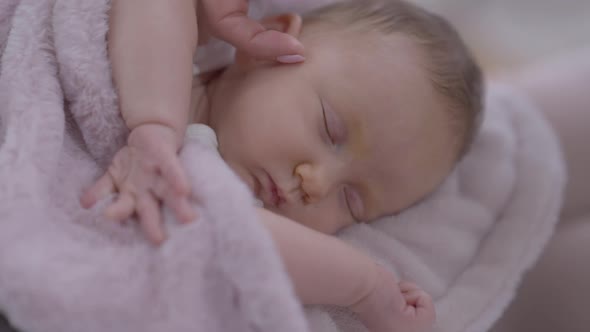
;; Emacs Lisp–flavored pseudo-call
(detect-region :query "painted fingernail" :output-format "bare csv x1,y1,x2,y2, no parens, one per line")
276,54,305,64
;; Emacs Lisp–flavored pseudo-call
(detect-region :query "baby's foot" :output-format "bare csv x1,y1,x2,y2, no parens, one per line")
350,266,435,332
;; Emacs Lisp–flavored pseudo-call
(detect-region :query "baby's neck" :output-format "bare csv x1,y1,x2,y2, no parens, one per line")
189,69,224,127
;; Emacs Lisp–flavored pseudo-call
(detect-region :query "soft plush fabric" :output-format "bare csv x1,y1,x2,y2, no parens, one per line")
0,1,566,332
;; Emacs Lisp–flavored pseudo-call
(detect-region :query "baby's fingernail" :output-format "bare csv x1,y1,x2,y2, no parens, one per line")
104,210,117,221
276,54,305,64
184,211,197,223
79,197,89,209
151,233,167,246
79,191,93,209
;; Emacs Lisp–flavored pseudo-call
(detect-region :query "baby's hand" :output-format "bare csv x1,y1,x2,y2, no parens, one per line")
80,124,196,245
351,266,435,332
396,281,436,332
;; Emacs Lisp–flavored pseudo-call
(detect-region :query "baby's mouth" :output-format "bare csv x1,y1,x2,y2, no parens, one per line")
269,174,286,207
254,171,285,208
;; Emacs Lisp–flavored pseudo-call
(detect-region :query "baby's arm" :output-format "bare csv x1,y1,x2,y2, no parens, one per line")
80,0,200,244
108,0,198,141
257,208,435,332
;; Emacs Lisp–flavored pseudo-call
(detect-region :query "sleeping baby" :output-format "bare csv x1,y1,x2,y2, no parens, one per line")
81,0,483,331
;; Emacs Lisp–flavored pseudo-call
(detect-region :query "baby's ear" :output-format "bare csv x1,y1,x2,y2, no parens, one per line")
235,13,303,67
260,13,303,37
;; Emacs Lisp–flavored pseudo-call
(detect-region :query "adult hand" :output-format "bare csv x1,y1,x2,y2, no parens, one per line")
201,0,305,63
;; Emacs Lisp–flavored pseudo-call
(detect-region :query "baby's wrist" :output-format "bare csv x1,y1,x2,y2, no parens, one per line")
349,264,389,311
348,264,400,316
128,122,184,151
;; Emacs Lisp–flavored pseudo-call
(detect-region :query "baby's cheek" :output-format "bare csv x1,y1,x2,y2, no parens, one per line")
349,119,369,160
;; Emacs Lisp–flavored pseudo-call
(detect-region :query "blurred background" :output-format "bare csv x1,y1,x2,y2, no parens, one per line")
413,0,590,75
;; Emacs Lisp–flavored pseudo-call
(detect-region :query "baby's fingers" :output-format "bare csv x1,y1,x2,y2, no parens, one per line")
160,156,190,196
168,195,197,224
399,281,420,293
105,192,135,221
154,178,196,224
403,289,425,307
137,193,166,245
80,172,115,209
402,289,435,323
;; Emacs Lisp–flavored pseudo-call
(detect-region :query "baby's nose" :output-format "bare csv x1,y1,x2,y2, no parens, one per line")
294,163,337,204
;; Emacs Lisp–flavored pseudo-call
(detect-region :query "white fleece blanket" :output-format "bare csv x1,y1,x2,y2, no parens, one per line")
0,0,566,332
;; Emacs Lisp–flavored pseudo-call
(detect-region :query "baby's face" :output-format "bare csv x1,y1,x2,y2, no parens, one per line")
208,30,457,234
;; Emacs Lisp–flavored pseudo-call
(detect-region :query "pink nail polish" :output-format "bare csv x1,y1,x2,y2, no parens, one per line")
276,54,305,64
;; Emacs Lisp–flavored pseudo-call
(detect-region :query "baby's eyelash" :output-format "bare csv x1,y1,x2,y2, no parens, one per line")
343,187,359,223
321,101,335,144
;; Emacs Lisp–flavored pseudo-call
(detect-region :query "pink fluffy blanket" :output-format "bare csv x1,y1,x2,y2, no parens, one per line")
0,1,308,331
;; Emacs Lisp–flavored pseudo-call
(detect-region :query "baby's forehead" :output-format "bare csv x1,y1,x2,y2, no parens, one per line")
306,32,429,84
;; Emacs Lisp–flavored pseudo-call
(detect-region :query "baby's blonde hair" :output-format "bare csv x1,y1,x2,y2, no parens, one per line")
303,0,484,160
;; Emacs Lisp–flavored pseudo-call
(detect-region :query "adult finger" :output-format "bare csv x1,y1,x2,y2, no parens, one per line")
80,172,116,209
136,193,166,245
202,0,304,61
105,192,136,222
